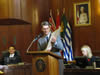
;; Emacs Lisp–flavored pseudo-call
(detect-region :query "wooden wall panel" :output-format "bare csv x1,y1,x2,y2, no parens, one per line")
0,0,9,18
0,0,33,63
94,0,100,50
0,0,50,63
0,0,100,63
0,0,32,22
49,0,63,19
21,0,33,23
0,31,9,53
8,0,21,19
62,0,100,56
75,27,96,56
32,0,49,39
15,25,33,62
0,26,9,51
0,25,33,63
72,0,99,56
49,0,58,15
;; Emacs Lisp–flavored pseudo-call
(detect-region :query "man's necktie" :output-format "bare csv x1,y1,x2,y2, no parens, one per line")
46,36,49,43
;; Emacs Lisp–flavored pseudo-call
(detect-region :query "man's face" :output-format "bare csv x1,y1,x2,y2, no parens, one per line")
41,25,50,36
8,47,15,54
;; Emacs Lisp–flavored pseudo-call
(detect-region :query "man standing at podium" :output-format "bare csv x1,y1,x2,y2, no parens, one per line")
37,21,64,75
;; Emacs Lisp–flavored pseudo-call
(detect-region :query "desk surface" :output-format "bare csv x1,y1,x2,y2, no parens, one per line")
64,68,100,75
0,63,32,75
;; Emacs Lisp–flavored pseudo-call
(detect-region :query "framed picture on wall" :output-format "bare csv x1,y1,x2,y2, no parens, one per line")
74,2,91,26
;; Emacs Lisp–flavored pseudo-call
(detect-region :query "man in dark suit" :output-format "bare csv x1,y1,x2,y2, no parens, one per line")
37,21,64,75
1,45,22,65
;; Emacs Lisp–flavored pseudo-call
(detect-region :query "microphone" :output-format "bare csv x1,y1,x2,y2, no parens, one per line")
33,34,42,42
26,33,42,52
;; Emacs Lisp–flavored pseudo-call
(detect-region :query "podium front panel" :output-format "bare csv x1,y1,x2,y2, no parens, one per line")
32,54,59,75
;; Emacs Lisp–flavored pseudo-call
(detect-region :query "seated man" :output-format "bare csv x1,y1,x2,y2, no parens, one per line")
1,45,22,65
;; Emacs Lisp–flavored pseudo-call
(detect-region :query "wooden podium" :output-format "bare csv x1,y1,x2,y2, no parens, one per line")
27,51,63,75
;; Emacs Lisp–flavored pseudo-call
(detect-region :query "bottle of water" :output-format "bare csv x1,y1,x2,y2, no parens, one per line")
93,62,96,69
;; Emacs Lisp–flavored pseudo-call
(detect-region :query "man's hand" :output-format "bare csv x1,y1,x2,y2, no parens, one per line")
51,36,56,44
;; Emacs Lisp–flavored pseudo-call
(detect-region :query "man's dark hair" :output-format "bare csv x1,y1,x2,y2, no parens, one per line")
9,45,16,49
41,21,50,26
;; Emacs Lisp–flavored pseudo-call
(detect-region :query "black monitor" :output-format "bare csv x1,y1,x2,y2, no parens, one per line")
74,56,89,68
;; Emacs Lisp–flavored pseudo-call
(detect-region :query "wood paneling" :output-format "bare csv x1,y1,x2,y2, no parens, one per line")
28,51,60,75
8,0,21,19
21,0,33,23
64,68,100,75
0,25,33,62
0,0,32,23
0,0,50,63
0,0,21,19
94,0,100,50
62,0,100,56
0,0,100,63
0,0,33,63
49,0,100,56
1,63,32,75
32,0,49,40
0,0,9,18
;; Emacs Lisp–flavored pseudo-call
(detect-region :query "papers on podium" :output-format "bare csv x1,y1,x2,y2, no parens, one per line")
45,27,61,51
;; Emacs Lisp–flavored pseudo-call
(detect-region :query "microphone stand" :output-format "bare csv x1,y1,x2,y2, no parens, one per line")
26,38,38,52
26,34,42,52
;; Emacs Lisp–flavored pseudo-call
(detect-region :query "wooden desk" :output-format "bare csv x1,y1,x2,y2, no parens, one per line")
0,63,32,75
64,68,100,75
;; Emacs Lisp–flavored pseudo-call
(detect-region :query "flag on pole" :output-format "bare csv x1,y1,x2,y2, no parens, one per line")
56,9,60,29
49,9,56,31
61,8,73,61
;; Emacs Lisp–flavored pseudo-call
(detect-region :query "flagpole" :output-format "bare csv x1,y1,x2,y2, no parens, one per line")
49,9,56,31
49,9,56,29
56,9,60,29
61,8,74,61
63,8,65,14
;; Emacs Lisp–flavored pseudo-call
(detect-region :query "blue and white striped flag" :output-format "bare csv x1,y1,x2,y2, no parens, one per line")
61,13,73,61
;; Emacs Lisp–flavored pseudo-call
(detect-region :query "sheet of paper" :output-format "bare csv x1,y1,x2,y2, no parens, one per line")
45,26,61,51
